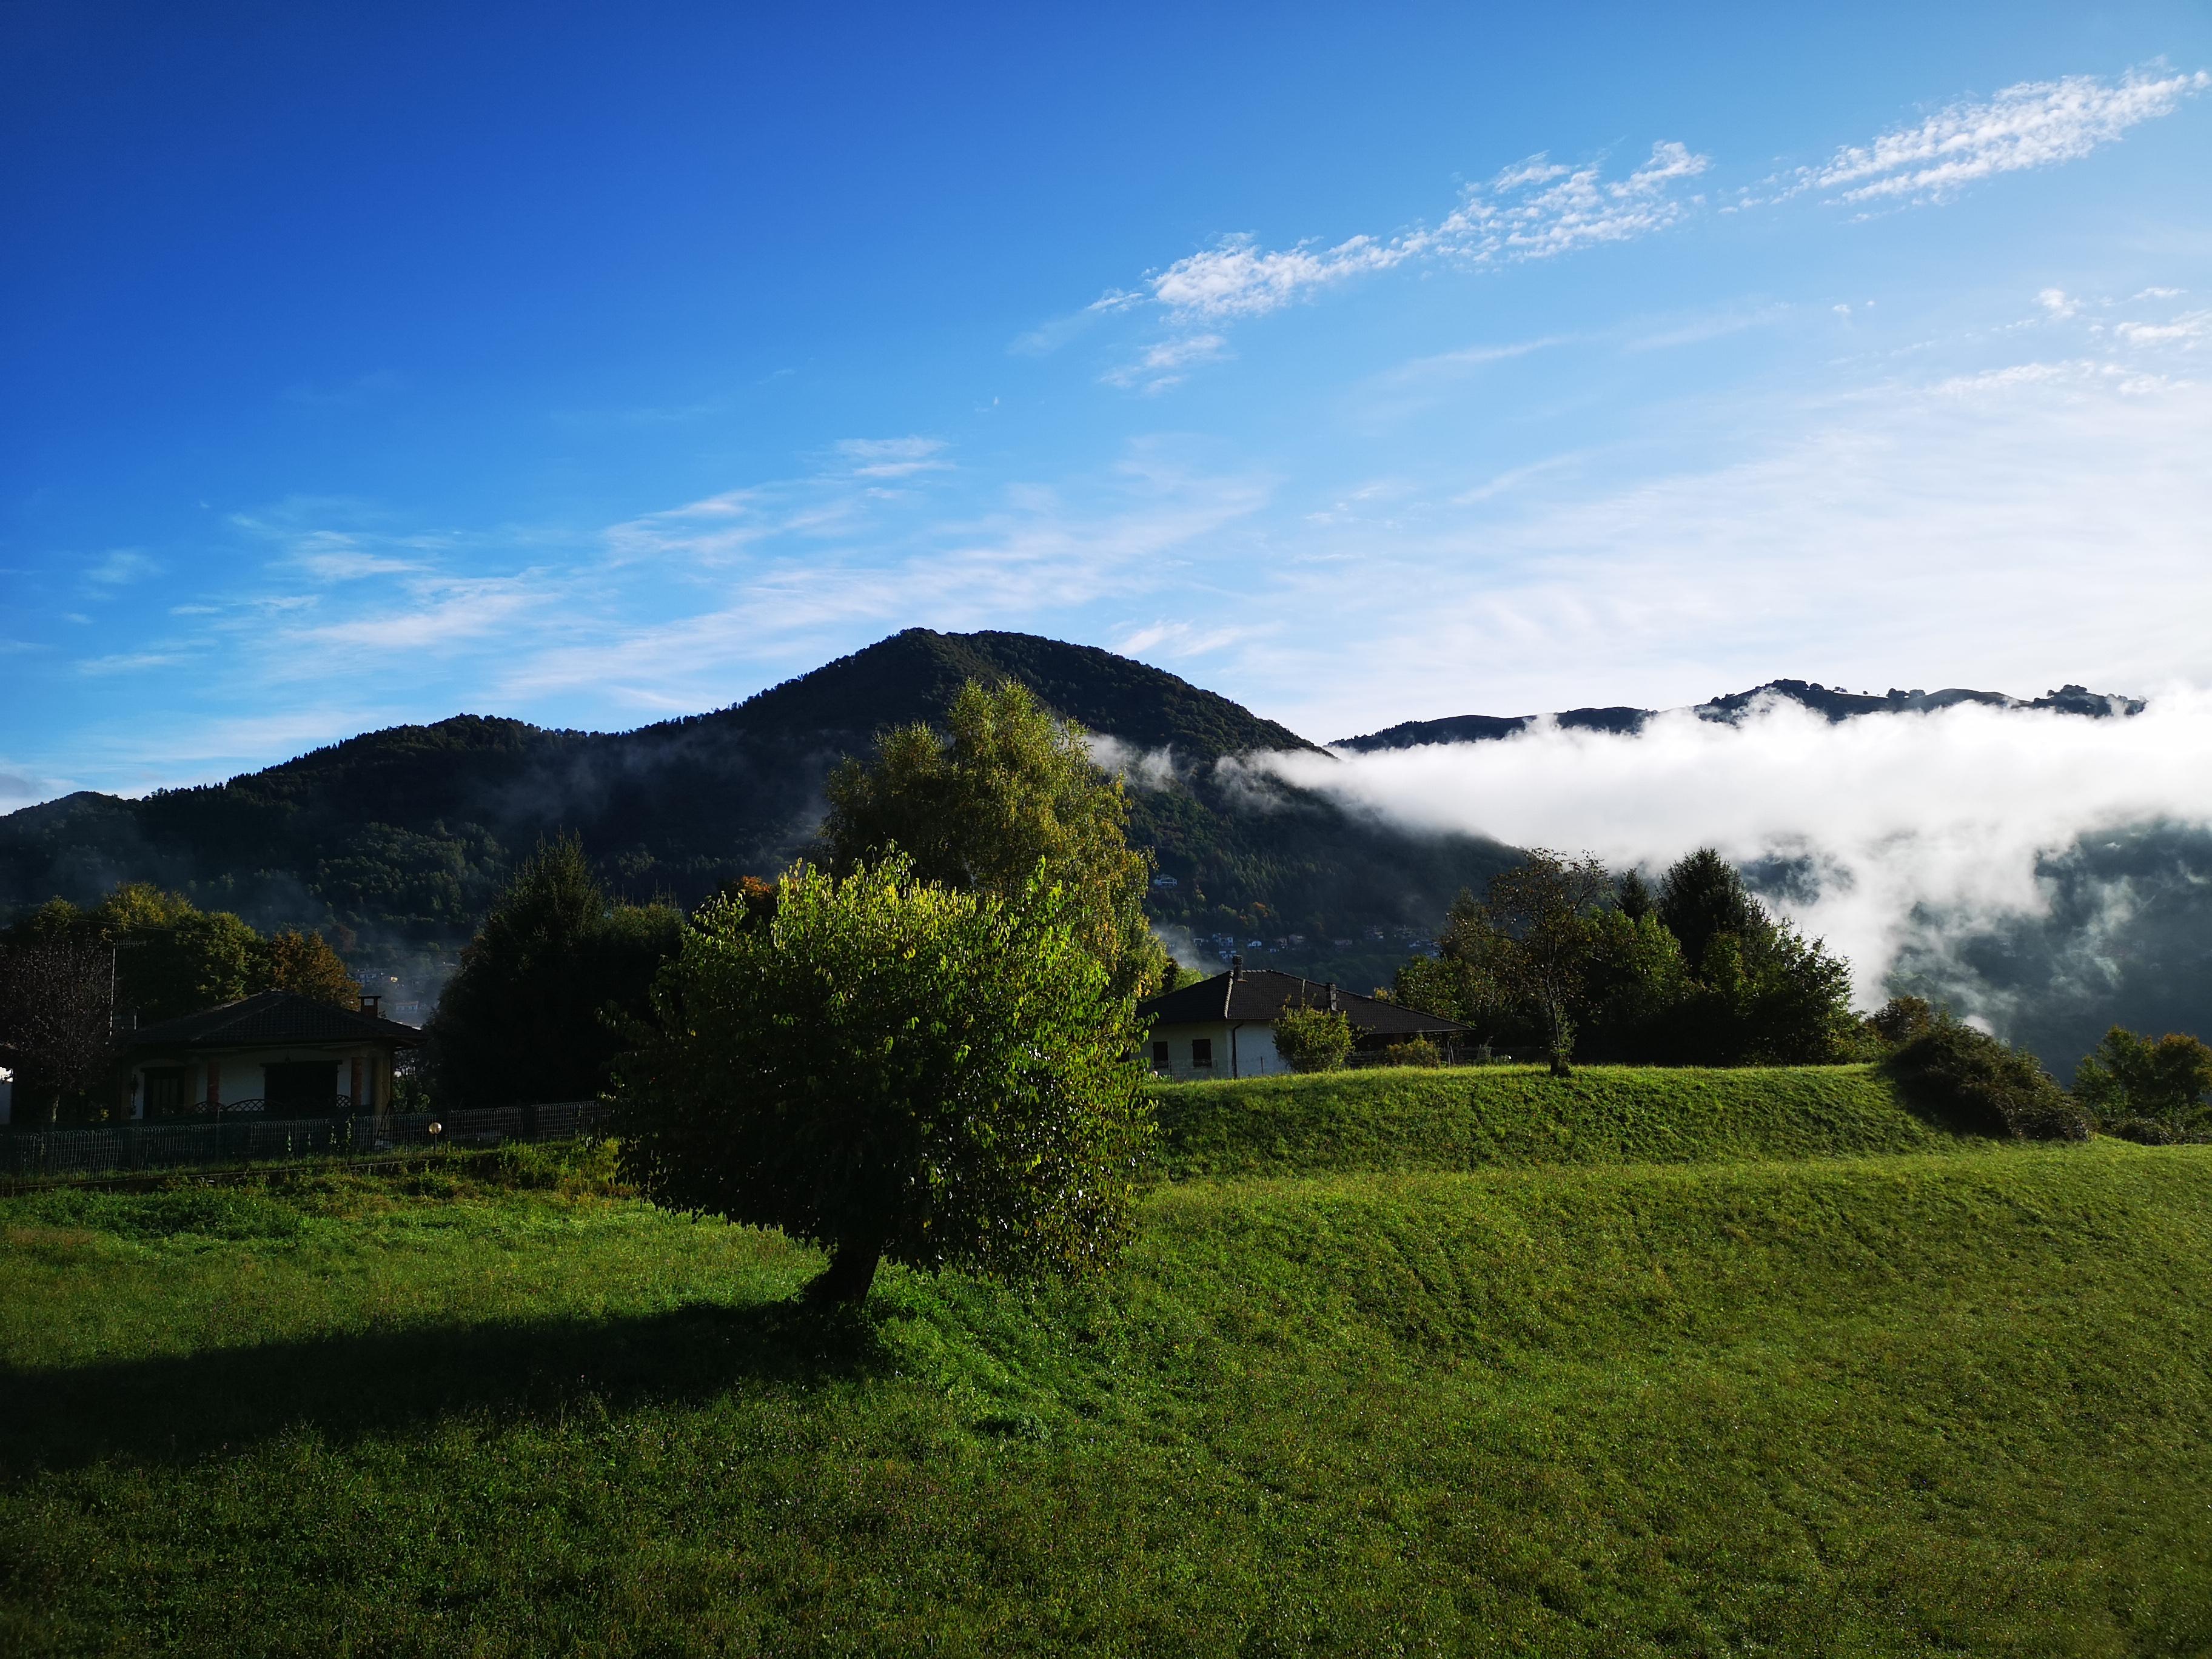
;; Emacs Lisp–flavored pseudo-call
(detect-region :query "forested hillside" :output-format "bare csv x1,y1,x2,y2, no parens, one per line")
0,629,1517,1004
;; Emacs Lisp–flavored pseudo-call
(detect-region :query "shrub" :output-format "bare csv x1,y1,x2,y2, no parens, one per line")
614,856,1152,1304
1273,1007,1353,1073
1885,1019,2088,1141
2073,1027,2212,1139
1382,1037,1442,1068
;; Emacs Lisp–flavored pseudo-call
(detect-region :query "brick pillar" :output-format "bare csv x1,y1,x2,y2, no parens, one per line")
206,1061,220,1108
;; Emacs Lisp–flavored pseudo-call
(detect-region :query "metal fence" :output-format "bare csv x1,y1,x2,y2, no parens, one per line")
0,1101,612,1179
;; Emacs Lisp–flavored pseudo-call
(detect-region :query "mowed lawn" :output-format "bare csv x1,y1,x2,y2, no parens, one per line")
2,1071,2210,1655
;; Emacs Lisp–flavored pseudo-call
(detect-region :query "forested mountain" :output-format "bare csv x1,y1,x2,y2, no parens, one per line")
0,629,1517,1007
1,636,2190,1070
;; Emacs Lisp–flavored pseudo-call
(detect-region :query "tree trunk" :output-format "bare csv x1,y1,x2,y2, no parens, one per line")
805,1236,884,1305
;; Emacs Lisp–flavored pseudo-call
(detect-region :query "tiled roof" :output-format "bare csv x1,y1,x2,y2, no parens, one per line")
1137,968,1468,1037
130,990,424,1051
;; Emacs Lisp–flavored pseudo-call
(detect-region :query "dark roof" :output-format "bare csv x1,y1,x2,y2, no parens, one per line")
1137,968,1469,1037
130,990,424,1051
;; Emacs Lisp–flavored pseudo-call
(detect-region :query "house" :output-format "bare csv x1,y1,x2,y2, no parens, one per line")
126,990,424,1121
1136,961,1470,1080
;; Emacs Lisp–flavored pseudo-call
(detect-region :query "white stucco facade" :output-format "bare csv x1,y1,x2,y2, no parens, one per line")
127,1043,396,1120
1146,1021,1287,1082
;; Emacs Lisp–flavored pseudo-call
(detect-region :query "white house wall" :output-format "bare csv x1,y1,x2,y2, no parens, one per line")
1147,1021,1289,1081
129,1045,393,1119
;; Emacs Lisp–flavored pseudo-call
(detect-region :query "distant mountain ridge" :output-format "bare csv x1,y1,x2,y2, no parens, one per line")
1336,679,2145,751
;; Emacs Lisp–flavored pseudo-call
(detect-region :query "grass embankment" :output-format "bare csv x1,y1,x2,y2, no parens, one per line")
1151,1061,1965,1178
2,1080,2210,1654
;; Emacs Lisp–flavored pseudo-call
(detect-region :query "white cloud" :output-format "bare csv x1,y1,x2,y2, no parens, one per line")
1111,140,1709,329
1102,333,1230,392
833,436,953,478
1252,692,2212,1011
2114,309,2211,347
496,447,1272,707
78,649,190,676
83,549,158,588
1795,65,2208,206
2038,287,2079,318
1241,363,2212,746
1114,620,1255,659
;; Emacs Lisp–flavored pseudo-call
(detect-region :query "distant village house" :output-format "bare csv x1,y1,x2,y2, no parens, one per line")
1137,962,1469,1080
126,990,423,1120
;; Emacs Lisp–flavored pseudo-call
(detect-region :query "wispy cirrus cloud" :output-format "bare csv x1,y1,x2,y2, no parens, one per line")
1101,333,1230,392
1778,65,2207,207
83,549,158,589
1116,141,1710,328
832,436,953,478
1082,141,1709,388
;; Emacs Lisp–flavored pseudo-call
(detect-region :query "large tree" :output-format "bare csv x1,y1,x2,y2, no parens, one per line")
1484,850,1615,1076
1655,848,1766,975
424,836,680,1109
819,679,1168,999
0,933,115,1119
615,856,1152,1304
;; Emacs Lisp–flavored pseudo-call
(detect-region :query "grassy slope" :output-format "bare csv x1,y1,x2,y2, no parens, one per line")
1151,1062,1966,1178
1,1088,2209,1654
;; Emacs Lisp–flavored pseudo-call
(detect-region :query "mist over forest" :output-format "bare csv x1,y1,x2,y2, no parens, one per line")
1,628,2197,1074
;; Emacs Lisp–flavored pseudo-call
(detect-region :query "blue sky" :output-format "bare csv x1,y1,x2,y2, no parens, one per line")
5,1,2210,804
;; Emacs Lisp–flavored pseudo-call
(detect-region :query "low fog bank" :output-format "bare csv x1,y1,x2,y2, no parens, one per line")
1255,691,2212,1070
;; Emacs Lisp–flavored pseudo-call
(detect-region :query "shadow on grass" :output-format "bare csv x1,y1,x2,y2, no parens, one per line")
0,1296,891,1476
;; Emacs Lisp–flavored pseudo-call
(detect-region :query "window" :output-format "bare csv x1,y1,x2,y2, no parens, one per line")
1191,1038,1213,1068
142,1067,189,1116
1151,1041,1170,1070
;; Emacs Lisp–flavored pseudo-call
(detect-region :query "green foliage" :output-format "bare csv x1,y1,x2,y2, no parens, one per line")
615,856,1153,1302
1657,846,1766,973
821,679,1168,999
1484,850,1614,1075
424,837,682,1110
5,1137,2210,1651
2073,1026,2212,1141
261,928,362,1007
1868,994,1939,1049
1393,848,1862,1069
1392,886,1521,1041
1381,1036,1441,1067
1886,1017,2090,1141
1271,1005,1353,1072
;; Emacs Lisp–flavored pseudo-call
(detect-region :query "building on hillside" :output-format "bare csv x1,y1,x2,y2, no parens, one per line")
1136,962,1470,1080
126,990,424,1122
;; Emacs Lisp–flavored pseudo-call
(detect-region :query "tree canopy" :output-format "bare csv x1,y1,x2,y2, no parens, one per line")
2073,1027,2212,1140
423,836,680,1110
819,679,1168,999
614,856,1153,1304
1392,848,1861,1068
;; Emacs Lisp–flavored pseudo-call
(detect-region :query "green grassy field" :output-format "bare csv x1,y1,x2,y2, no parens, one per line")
2,1068,2210,1655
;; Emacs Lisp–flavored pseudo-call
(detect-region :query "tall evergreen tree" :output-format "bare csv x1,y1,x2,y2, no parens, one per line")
425,836,680,1109
1656,848,1765,973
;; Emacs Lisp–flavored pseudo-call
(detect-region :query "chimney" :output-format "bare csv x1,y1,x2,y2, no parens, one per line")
1230,953,1242,981
358,994,381,1017
1326,981,1338,1011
